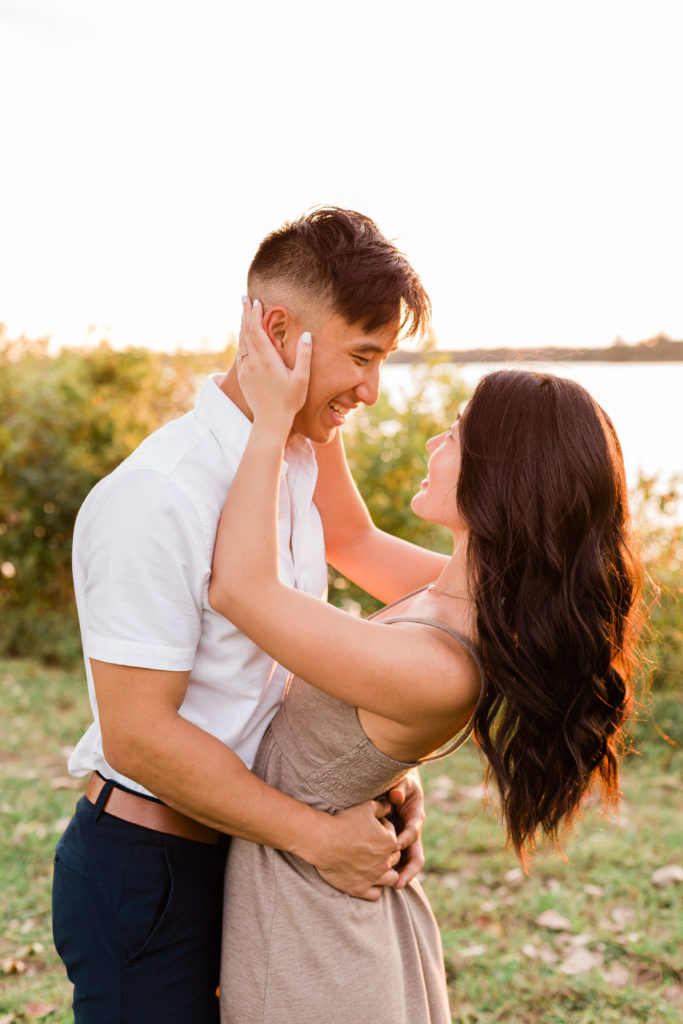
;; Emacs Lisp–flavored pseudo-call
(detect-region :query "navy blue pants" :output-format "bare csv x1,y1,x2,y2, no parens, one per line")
52,780,229,1023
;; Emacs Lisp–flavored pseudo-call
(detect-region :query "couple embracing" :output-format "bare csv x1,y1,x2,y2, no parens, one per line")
53,207,640,1023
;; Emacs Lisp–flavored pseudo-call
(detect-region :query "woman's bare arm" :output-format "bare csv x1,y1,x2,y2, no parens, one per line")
208,303,470,734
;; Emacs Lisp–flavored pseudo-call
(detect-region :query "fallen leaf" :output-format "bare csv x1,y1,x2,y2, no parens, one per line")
49,776,82,790
521,944,538,959
536,909,572,931
650,774,683,792
486,922,504,938
456,784,488,800
1,957,27,975
461,944,487,958
538,945,559,966
504,867,525,887
559,947,604,975
25,1004,56,1020
602,962,630,989
440,873,460,889
0,1013,17,1024
583,884,604,898
429,775,453,800
13,821,49,841
611,906,637,926
651,864,683,887
563,932,593,948
663,984,683,1008
635,966,662,987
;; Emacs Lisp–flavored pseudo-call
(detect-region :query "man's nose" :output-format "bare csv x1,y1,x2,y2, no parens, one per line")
356,364,381,406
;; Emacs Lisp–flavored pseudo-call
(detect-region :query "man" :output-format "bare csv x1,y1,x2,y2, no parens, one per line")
52,207,442,1022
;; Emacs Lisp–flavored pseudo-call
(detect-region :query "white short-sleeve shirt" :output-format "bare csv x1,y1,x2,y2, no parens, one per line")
69,373,327,795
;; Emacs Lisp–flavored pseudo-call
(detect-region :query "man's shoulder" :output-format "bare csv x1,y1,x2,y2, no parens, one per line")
78,411,235,532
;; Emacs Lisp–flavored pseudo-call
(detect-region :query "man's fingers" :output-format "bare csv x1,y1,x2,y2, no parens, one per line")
373,797,393,819
386,847,402,869
358,886,383,902
379,867,400,888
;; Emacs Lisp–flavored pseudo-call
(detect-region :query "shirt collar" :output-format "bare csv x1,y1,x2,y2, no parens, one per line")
194,373,318,480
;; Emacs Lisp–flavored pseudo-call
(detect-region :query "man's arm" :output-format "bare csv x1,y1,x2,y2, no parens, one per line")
92,659,400,901
313,431,449,604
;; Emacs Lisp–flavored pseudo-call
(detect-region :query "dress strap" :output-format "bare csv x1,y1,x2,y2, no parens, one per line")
379,615,486,762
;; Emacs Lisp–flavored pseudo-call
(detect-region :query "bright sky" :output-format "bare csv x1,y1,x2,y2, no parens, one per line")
2,0,682,353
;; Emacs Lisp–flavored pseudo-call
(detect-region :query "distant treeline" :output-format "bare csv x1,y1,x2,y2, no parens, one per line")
389,333,683,364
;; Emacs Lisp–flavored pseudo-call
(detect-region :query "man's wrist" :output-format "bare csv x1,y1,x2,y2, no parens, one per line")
284,803,332,868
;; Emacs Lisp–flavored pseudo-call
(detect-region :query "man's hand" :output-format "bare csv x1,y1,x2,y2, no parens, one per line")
387,770,426,889
310,798,401,901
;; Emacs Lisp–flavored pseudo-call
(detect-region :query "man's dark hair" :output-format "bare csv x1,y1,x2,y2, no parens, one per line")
247,206,431,338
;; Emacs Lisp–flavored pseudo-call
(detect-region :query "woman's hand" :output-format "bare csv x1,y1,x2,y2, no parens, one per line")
237,297,312,436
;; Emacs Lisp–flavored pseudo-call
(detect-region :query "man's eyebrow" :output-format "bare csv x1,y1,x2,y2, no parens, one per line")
353,342,399,355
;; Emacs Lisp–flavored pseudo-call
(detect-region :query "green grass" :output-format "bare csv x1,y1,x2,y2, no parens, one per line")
1,661,681,1023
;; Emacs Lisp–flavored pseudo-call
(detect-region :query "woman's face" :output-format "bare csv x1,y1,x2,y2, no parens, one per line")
411,420,464,530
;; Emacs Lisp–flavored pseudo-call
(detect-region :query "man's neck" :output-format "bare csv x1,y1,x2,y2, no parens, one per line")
220,365,253,422
220,365,301,448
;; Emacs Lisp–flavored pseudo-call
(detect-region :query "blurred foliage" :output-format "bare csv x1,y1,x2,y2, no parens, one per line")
0,334,680,694
0,329,235,662
630,472,683,692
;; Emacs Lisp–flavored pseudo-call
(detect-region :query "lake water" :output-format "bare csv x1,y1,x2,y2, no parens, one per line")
383,360,683,493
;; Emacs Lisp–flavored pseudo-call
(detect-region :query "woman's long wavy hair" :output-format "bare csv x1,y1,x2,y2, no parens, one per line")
457,370,642,860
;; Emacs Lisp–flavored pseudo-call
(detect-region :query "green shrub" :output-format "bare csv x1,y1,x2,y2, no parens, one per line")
0,331,234,662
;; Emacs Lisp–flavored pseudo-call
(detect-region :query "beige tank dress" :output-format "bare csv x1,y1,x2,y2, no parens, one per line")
220,609,485,1024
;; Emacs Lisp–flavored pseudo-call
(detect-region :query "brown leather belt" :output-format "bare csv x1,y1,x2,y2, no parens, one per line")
85,773,220,845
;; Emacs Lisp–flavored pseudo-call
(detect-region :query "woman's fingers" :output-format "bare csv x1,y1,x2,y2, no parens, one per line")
235,297,312,421
293,331,312,389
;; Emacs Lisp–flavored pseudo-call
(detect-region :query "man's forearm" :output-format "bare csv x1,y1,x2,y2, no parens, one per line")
328,526,449,605
108,713,328,857
105,712,399,899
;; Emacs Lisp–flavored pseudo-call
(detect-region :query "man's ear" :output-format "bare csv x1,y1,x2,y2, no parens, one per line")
261,305,299,369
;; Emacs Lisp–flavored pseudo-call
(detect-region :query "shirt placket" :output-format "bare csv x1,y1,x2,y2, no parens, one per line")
286,451,318,595
277,465,297,589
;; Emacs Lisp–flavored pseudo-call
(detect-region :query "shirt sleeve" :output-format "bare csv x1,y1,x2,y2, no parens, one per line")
75,468,210,671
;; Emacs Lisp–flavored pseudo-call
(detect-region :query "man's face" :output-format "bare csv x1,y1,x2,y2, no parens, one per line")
285,313,399,443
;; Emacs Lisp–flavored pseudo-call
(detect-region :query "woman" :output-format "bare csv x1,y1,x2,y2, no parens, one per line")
208,303,641,1023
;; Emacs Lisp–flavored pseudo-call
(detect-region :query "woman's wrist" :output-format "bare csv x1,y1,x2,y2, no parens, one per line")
249,415,292,448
